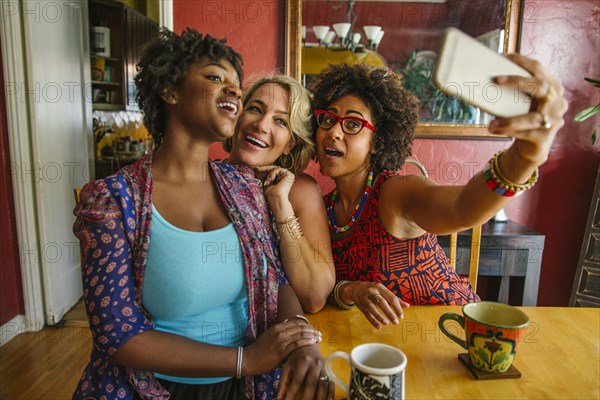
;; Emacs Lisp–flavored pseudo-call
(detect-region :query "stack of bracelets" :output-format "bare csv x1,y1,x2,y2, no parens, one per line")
483,150,539,197
331,280,356,310
276,215,304,239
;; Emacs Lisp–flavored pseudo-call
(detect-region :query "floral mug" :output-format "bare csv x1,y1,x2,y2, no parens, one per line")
439,301,530,373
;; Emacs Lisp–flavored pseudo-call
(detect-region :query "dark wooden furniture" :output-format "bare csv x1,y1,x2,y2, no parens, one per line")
438,220,545,306
89,0,158,111
94,158,139,179
570,169,600,307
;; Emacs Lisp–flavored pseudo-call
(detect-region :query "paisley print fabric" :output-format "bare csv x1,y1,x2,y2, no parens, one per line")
72,154,286,400
326,171,479,305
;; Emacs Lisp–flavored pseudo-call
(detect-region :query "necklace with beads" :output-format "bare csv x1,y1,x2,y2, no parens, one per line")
327,168,374,233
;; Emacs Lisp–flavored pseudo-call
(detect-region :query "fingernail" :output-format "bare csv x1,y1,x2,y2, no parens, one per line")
382,319,389,325
494,76,507,84
393,319,399,325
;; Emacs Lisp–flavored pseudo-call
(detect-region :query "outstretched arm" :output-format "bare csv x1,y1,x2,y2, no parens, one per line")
387,54,568,236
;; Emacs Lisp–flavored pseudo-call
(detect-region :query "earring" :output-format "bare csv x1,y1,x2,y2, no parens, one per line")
279,154,295,170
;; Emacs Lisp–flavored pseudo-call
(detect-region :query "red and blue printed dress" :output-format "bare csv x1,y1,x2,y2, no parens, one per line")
325,171,479,305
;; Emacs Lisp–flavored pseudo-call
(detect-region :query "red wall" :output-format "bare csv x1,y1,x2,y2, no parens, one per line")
176,0,599,306
0,39,25,325
174,1,284,80
513,0,599,305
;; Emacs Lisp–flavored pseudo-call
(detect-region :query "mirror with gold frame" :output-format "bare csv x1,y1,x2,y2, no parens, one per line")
285,0,524,139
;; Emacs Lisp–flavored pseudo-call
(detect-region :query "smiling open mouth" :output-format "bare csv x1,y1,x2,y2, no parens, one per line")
245,135,268,148
218,102,239,115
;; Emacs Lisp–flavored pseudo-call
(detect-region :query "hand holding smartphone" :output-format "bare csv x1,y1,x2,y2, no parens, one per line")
433,27,532,118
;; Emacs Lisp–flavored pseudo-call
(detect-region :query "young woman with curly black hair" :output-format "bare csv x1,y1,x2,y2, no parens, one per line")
315,61,567,329
73,28,332,400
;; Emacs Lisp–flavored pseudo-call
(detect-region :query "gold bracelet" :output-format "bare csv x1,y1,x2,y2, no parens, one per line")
333,280,356,310
276,215,304,239
490,151,539,192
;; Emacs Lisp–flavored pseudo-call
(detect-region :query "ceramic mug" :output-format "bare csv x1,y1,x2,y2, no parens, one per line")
324,343,407,400
438,301,530,373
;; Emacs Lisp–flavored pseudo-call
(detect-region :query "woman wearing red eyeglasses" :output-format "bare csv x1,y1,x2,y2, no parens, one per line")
313,61,567,329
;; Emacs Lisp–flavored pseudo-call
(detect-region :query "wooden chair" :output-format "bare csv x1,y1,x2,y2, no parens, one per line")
73,188,81,203
405,159,481,291
449,225,482,291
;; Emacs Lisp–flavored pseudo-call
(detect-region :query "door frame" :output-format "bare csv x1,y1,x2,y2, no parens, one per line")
1,1,46,333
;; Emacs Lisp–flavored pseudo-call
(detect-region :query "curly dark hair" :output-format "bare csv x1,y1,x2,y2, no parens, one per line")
311,63,420,173
134,27,243,145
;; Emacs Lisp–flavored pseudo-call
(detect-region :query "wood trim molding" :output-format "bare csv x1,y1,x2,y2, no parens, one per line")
0,2,46,331
0,315,27,346
159,0,174,31
285,0,301,81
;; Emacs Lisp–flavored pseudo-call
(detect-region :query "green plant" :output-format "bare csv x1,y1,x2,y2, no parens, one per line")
396,50,475,123
574,77,600,144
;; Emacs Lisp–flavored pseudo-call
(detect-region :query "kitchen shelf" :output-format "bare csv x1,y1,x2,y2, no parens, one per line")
89,0,157,111
90,54,119,62
92,103,122,111
92,81,120,86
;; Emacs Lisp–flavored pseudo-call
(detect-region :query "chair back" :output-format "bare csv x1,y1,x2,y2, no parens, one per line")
450,225,482,291
404,159,481,292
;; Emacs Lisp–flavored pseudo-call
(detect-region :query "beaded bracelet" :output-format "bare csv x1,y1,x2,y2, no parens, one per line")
333,280,356,310
483,151,539,197
276,215,304,239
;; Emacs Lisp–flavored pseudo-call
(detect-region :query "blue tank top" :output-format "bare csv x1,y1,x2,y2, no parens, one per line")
143,205,248,384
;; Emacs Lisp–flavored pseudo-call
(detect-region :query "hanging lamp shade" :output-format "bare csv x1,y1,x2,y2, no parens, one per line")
313,26,330,41
332,23,351,39
363,25,382,41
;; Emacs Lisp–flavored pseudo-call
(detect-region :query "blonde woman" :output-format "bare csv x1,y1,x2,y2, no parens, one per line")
225,74,335,314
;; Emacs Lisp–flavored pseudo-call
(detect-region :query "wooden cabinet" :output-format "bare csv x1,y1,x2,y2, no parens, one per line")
570,169,600,307
89,0,158,111
123,7,159,110
438,220,545,306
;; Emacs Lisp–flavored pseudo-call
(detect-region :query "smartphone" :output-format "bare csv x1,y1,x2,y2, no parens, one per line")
433,27,532,118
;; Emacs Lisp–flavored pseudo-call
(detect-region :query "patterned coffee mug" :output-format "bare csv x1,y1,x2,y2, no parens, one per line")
438,301,530,373
324,343,406,400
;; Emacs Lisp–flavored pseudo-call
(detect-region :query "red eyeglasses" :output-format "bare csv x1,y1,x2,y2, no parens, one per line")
314,109,376,135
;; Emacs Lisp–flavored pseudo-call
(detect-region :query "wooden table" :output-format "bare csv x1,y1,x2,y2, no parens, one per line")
308,305,599,399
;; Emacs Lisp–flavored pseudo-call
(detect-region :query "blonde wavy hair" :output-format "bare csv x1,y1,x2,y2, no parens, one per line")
224,74,314,175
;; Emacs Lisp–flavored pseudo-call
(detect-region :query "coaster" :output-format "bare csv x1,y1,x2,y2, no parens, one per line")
458,353,522,380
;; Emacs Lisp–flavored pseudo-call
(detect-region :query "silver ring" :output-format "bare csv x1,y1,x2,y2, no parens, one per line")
319,375,329,382
281,168,287,173
539,112,552,130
